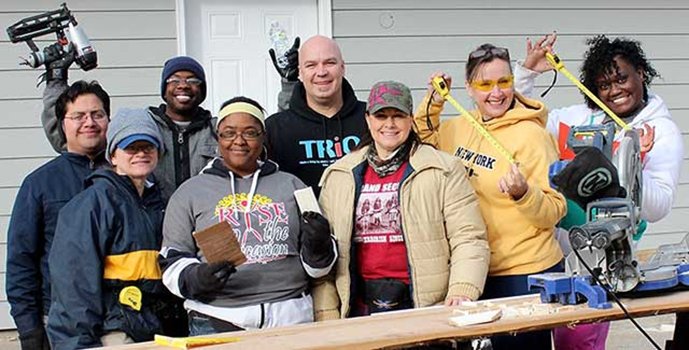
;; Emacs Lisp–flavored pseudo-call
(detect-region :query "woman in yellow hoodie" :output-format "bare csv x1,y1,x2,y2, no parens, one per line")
414,44,566,350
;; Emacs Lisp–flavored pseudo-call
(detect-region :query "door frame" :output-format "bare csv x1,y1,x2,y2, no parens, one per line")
174,0,332,55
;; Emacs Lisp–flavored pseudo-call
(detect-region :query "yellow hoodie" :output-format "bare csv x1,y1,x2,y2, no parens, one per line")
414,93,565,276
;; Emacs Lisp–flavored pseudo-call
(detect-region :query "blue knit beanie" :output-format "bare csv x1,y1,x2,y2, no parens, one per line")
160,56,207,103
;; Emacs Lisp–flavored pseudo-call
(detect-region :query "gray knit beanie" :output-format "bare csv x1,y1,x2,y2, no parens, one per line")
106,108,164,163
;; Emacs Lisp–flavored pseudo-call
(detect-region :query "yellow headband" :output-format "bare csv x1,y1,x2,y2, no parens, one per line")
217,102,265,129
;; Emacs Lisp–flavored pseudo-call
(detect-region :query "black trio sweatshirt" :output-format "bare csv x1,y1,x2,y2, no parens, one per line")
265,78,367,196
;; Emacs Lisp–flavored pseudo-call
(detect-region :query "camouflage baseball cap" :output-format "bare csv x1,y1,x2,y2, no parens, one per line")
367,81,413,115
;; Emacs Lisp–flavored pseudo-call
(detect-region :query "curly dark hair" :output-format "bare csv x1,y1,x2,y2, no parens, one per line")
580,35,659,110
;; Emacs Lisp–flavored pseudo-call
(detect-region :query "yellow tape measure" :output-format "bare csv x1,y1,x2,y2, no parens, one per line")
118,286,142,311
431,76,516,164
545,52,630,131
154,334,240,349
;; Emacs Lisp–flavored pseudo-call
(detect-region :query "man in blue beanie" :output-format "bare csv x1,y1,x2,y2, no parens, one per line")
39,55,217,202
146,56,217,201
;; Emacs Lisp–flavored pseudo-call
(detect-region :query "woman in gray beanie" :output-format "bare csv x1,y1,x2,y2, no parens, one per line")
47,108,186,349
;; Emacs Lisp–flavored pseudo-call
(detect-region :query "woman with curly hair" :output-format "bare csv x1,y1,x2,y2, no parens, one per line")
515,34,684,350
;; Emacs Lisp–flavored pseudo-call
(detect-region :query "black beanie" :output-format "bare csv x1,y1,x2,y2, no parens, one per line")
160,56,207,103
552,146,626,209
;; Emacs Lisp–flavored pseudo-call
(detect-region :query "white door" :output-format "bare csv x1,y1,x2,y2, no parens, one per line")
181,0,320,115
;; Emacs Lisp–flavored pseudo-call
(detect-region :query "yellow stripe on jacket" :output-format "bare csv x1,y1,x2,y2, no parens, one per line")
103,250,162,281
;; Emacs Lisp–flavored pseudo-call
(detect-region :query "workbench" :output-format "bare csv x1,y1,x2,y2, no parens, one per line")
111,289,689,350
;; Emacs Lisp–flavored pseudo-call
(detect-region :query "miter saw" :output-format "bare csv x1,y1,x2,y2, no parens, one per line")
529,123,689,309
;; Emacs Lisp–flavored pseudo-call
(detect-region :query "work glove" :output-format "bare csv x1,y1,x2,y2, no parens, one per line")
43,43,74,83
19,326,50,350
552,146,626,209
269,37,300,82
301,211,335,268
179,261,235,302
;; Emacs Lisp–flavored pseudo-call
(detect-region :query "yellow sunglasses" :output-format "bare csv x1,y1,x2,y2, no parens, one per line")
469,75,514,92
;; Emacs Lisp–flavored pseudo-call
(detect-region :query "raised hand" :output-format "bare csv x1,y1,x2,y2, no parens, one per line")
637,123,656,153
269,37,300,81
523,32,557,73
427,71,452,103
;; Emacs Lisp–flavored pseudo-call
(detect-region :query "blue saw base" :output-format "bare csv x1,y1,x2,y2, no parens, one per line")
529,264,689,309
528,272,611,309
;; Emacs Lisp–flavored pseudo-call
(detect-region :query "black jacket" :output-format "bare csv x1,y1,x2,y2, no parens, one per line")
6,152,106,336
47,169,172,349
265,78,367,196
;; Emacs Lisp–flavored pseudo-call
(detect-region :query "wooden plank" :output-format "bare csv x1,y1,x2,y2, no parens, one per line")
0,10,175,41
0,39,176,71
333,0,689,10
338,35,689,64
0,157,53,188
0,0,174,11
111,290,689,349
0,95,162,129
0,67,163,100
0,188,19,216
333,9,689,37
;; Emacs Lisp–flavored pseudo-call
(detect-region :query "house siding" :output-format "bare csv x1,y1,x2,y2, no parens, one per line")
331,0,689,250
0,0,177,329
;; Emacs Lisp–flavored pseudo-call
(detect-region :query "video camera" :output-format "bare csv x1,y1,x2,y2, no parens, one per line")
6,3,97,76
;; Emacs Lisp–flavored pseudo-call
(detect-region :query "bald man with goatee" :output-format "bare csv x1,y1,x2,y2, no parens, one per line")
266,36,367,195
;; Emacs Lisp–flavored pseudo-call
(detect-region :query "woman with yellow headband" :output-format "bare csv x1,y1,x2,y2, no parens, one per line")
159,96,336,335
414,44,566,350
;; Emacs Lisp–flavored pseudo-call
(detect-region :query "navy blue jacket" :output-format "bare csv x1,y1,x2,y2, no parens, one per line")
6,152,105,335
47,169,168,349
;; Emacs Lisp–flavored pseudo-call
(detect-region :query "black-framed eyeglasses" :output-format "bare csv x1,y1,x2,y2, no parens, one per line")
166,77,203,86
63,111,108,123
218,129,264,141
468,47,510,61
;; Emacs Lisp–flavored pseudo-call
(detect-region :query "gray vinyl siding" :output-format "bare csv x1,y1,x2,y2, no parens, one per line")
332,0,689,250
1,0,688,332
0,0,176,329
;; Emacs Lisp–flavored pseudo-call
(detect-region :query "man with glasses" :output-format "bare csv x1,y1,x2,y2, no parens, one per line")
266,36,367,196
146,56,217,201
7,81,111,350
40,56,217,202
